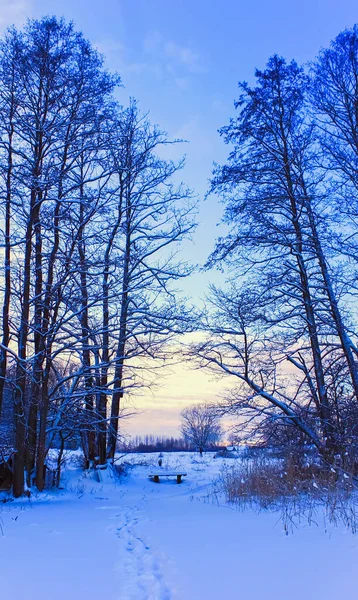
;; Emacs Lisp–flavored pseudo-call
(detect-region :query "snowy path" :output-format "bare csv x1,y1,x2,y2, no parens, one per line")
114,504,172,599
1,452,358,599
0,490,173,599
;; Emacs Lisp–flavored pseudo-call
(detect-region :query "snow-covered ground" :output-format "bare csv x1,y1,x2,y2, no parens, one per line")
1,451,357,599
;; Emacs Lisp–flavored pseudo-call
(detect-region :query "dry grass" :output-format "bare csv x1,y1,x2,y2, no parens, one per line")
216,451,358,532
220,457,344,504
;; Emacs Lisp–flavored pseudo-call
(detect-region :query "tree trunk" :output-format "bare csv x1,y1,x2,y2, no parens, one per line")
13,194,39,497
35,371,49,491
281,130,335,453
107,213,130,460
78,184,95,468
98,187,123,464
26,195,43,484
304,188,358,401
0,97,14,421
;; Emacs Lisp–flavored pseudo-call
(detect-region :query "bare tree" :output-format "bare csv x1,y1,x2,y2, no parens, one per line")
100,102,196,461
180,404,222,455
197,55,358,460
192,285,324,451
0,16,196,497
0,17,119,495
309,27,358,401
0,30,20,420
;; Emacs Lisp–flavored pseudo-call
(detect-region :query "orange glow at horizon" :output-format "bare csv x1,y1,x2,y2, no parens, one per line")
121,360,232,438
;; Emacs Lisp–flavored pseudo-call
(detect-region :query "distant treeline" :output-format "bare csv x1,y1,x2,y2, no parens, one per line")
120,434,223,453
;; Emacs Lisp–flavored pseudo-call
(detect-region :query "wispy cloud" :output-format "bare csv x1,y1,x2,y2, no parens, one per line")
143,30,162,53
174,76,190,90
165,41,207,74
95,38,147,77
97,31,207,91
95,39,125,64
143,31,208,88
0,0,31,32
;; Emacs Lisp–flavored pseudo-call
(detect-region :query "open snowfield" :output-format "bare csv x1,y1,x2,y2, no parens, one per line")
1,451,357,600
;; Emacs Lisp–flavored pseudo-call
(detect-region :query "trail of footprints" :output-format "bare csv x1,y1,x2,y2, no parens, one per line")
115,507,172,600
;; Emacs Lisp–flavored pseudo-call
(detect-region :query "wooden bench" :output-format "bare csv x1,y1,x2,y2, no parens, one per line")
148,472,187,484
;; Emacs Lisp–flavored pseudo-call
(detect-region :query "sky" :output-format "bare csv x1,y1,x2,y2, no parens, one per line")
1,0,357,437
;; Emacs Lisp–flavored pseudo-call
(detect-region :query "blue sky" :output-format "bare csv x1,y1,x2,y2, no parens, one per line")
3,0,357,284
1,0,357,436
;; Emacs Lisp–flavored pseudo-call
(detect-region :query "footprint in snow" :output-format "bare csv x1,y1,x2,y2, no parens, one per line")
115,510,172,599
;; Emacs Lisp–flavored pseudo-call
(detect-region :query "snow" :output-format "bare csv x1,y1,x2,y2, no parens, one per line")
1,451,357,599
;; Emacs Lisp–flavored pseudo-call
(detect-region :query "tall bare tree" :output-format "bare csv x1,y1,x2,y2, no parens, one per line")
0,17,118,495
198,55,358,459
99,102,196,461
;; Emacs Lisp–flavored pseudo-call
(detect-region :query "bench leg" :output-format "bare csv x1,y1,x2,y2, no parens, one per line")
176,475,182,484
154,475,160,483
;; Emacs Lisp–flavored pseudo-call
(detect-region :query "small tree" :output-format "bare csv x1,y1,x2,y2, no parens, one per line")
180,404,222,455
